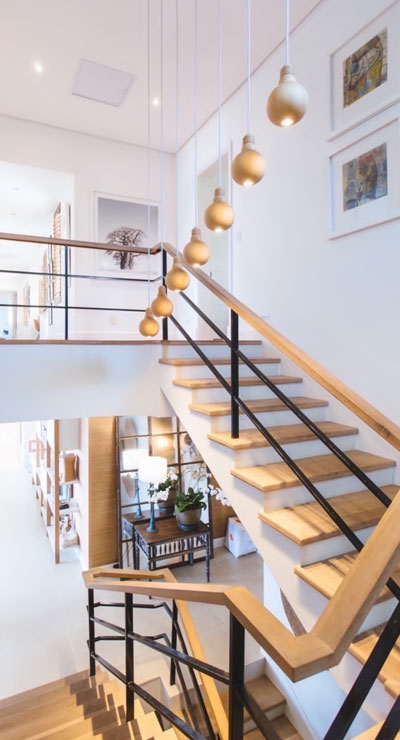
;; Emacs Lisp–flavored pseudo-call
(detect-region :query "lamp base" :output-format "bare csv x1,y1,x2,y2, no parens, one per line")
146,501,158,533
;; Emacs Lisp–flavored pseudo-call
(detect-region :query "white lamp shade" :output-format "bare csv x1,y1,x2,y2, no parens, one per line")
138,456,167,486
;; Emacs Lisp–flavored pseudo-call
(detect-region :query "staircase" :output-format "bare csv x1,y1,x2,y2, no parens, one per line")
0,670,178,740
159,338,400,731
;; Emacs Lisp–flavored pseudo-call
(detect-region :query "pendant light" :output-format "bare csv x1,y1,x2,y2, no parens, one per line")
267,0,308,127
183,0,210,267
166,256,190,292
152,285,173,317
151,0,174,319
204,0,234,232
140,0,160,337
232,0,265,187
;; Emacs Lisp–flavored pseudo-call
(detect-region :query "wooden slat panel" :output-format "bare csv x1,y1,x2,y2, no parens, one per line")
88,417,117,568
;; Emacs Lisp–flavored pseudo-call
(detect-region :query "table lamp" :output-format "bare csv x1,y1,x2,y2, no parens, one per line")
138,456,167,532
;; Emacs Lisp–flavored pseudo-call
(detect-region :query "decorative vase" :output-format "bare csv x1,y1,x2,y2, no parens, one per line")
158,490,177,515
176,507,202,531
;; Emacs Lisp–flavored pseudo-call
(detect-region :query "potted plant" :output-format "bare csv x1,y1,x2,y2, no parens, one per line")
174,465,229,530
175,487,207,530
155,471,179,514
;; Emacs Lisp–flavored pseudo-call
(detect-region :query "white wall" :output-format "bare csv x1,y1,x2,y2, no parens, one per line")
0,115,177,339
177,0,400,424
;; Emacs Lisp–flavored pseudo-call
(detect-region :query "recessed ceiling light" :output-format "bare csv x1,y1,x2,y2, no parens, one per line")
12,187,19,191
152,97,160,107
11,212,16,216
34,62,44,74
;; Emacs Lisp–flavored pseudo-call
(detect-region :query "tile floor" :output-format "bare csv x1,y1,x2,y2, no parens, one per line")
0,460,263,700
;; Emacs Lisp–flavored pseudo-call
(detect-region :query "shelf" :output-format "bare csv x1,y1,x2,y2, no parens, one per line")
47,467,55,486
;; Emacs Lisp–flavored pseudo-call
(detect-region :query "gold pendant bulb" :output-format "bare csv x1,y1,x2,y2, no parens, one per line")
165,256,190,292
204,187,234,232
183,227,210,267
267,65,308,127
139,307,160,337
231,134,266,187
151,285,173,317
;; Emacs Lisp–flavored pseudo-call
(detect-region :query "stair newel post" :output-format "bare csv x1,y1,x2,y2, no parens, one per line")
125,592,135,722
228,613,245,740
88,588,96,677
162,248,169,341
231,310,239,439
170,600,178,685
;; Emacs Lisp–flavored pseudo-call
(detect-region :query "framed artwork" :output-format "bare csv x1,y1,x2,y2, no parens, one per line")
92,191,160,277
329,117,400,238
330,0,400,138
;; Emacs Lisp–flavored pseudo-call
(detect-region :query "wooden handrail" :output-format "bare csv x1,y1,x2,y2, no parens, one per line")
161,242,400,452
0,231,162,254
83,489,400,684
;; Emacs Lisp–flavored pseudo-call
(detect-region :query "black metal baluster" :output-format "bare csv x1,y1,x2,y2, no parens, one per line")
228,614,245,740
64,244,69,340
231,310,239,439
125,592,134,722
88,589,96,676
162,248,168,341
170,601,178,685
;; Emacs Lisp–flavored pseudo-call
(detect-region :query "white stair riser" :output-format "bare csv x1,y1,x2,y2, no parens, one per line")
162,344,264,359
260,468,395,510
191,382,303,404
233,433,359,468
296,577,397,634
298,526,373,565
209,405,328,433
174,361,281,380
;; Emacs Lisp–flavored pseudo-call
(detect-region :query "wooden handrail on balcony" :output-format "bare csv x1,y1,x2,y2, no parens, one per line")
161,242,400,452
0,231,162,254
83,488,400,736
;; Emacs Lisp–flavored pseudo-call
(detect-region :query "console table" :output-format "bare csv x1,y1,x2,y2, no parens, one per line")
133,519,211,582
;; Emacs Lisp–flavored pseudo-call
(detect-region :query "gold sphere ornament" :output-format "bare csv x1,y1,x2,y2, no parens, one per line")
165,256,190,292
204,188,234,232
231,134,266,187
151,285,173,317
183,227,210,267
267,65,308,127
139,307,159,337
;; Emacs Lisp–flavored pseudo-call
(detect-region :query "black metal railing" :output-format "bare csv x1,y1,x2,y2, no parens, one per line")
159,258,400,739
0,236,162,340
87,583,285,740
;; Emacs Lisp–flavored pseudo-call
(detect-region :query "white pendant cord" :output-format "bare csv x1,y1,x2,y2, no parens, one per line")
146,0,151,307
285,0,290,66
194,0,198,226
160,0,164,251
246,0,251,134
217,0,222,187
175,0,179,251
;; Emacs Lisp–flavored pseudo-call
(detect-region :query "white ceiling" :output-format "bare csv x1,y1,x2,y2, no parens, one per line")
0,0,320,152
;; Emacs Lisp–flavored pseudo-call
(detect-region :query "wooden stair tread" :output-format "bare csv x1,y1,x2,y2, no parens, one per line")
0,670,94,710
209,421,358,451
162,339,262,345
0,692,126,739
350,627,400,689
36,706,126,740
259,485,398,544
246,715,303,739
160,356,280,366
190,396,328,417
385,680,400,699
174,375,301,389
219,675,286,720
0,672,112,718
295,552,400,603
233,450,396,493
353,723,399,740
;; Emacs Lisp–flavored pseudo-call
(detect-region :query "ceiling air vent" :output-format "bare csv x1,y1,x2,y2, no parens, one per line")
72,59,136,107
